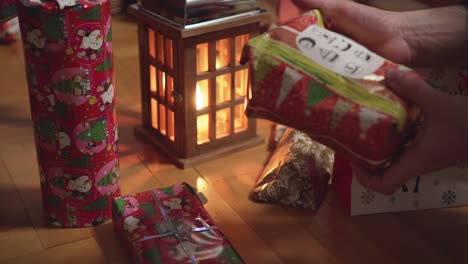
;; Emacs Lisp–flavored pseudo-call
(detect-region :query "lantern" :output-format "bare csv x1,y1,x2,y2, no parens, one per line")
129,1,269,168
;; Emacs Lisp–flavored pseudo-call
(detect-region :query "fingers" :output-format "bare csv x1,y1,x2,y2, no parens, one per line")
291,0,350,12
352,125,430,195
385,69,442,111
293,0,399,50
352,154,421,195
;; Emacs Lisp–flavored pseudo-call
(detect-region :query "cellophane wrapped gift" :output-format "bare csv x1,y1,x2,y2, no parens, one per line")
112,183,244,264
17,0,120,227
0,0,16,23
333,65,468,216
242,10,419,172
251,128,333,210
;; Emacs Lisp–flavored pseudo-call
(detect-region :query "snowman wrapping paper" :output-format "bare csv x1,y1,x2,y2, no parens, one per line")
242,10,420,172
112,183,244,264
16,0,120,227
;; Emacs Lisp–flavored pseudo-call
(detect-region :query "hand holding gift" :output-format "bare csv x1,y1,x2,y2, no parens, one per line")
292,0,468,194
242,10,420,173
292,0,468,67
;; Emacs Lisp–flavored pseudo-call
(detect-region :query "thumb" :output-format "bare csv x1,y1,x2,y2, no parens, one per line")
385,69,440,109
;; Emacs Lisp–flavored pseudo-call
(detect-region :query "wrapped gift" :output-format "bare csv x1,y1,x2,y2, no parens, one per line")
242,10,420,172
251,128,333,210
112,183,244,264
0,16,19,43
0,0,16,23
333,65,468,215
17,0,120,227
267,123,287,151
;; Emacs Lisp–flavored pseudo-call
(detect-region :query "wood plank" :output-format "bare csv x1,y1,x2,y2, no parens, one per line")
0,98,34,146
284,194,398,264
396,207,468,263
0,227,44,263
117,149,161,195
0,141,94,249
0,157,43,262
195,148,338,264
327,192,453,264
2,238,107,264
93,222,132,264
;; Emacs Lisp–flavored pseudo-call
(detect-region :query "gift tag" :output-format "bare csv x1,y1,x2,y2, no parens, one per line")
296,25,385,79
197,192,208,205
55,0,79,9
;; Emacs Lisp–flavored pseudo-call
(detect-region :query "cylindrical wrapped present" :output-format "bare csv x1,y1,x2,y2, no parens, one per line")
17,0,120,227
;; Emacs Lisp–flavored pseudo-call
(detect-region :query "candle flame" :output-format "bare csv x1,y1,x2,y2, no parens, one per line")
196,83,203,110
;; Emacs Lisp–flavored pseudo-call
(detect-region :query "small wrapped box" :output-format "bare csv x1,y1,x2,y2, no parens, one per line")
242,10,419,171
112,183,244,264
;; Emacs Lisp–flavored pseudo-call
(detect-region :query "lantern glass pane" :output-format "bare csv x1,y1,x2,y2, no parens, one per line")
157,32,164,64
165,38,173,69
148,28,155,59
196,43,209,73
235,34,250,65
168,109,174,141
150,65,156,93
234,104,247,132
151,98,158,130
216,108,231,139
234,69,248,99
196,79,209,110
167,74,174,104
197,114,210,144
216,38,231,69
159,104,166,135
216,73,231,105
158,70,166,100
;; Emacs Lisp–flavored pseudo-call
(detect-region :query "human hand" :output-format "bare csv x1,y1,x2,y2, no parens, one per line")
351,69,468,194
292,0,468,67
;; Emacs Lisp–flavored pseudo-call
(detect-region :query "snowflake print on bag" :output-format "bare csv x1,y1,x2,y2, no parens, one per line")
442,190,457,206
360,189,375,205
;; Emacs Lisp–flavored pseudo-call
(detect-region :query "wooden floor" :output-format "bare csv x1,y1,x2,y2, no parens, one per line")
1,9,468,264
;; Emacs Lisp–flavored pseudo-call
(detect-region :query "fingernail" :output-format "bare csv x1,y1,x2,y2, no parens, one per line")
385,69,403,87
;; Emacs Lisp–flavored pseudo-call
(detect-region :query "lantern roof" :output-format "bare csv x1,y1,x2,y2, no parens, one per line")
139,0,259,27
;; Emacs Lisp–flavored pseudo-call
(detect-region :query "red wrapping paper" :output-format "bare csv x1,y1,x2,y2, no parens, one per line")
112,183,244,264
17,0,120,227
333,65,468,215
243,10,420,171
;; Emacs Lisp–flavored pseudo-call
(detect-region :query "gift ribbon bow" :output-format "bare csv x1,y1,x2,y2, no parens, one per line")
135,190,215,264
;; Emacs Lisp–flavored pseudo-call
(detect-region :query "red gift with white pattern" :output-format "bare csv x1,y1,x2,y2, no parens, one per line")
17,0,120,227
112,183,244,264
